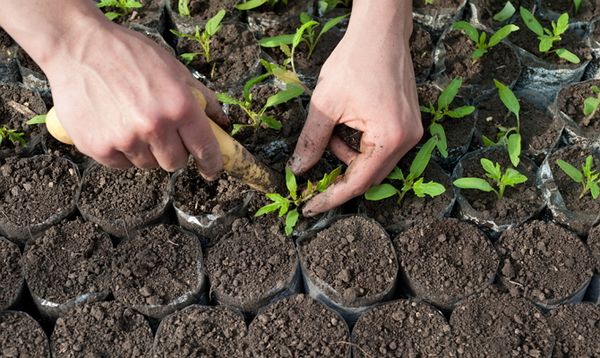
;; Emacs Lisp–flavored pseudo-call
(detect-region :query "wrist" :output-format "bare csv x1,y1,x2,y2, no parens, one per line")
347,0,413,44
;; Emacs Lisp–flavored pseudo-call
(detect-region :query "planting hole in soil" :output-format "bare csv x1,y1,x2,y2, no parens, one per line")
547,303,600,357
0,311,49,358
248,294,350,357
394,218,498,310
0,237,22,311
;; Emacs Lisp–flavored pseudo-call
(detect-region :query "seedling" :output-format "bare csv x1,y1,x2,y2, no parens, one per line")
452,21,519,59
26,115,46,125
260,60,312,95
178,0,191,16
259,12,348,73
318,0,351,14
493,1,516,22
582,85,600,126
235,0,287,11
170,9,226,65
573,0,582,13
365,137,446,203
419,78,475,158
519,7,580,63
217,74,304,134
454,158,528,199
255,166,342,235
481,79,522,167
97,0,143,21
556,155,600,199
0,125,25,146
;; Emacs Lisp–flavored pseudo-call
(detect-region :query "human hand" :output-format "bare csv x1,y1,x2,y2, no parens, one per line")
288,1,423,216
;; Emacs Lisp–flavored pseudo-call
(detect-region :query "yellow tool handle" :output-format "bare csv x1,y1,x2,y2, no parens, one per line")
46,87,280,193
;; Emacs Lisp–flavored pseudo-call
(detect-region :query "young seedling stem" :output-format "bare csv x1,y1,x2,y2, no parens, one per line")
556,155,600,199
170,10,227,66
453,158,528,199
452,21,519,60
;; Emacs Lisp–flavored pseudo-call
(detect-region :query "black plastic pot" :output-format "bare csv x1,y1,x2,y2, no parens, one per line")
0,237,24,312
584,223,600,304
555,79,600,143
413,0,469,35
0,311,50,358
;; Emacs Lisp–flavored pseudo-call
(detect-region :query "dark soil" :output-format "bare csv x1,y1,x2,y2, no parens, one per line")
178,22,261,91
413,0,464,12
496,220,594,306
0,155,77,236
77,164,169,237
248,294,350,357
394,218,498,309
411,24,434,82
298,216,397,307
441,30,520,92
475,94,563,160
246,1,314,38
455,147,542,227
169,0,238,22
557,80,600,138
0,311,49,358
23,217,112,305
51,301,153,358
352,299,452,357
204,217,297,312
0,27,14,49
43,134,90,165
468,0,530,30
540,0,600,22
113,0,164,30
112,225,203,311
153,305,249,357
547,303,600,357
588,225,600,271
0,238,21,311
333,124,362,153
0,83,47,152
548,145,600,213
450,290,555,357
361,156,453,233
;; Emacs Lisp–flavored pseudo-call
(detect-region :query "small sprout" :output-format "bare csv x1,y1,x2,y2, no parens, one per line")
318,0,351,14
170,9,227,64
452,21,519,59
420,78,475,158
217,74,304,134
178,0,191,16
0,125,26,146
493,1,517,22
482,79,522,167
97,0,143,21
519,7,580,63
556,155,600,199
26,114,47,125
260,59,312,95
582,85,600,126
573,0,582,13
425,0,434,4
256,167,342,235
454,158,528,199
365,137,446,203
235,0,287,11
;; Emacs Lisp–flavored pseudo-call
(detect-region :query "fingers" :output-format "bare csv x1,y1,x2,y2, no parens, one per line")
148,130,189,172
328,134,360,165
188,80,230,128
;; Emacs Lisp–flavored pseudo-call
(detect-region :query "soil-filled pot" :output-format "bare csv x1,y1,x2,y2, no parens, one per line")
51,301,153,358
22,217,112,318
394,218,499,311
167,0,240,35
411,23,435,83
467,0,535,31
248,294,350,357
0,311,49,358
556,79,600,141
0,46,21,83
585,224,600,304
297,215,398,323
204,217,299,314
547,303,600,357
538,144,600,236
452,147,544,237
110,0,166,33
413,0,468,34
0,237,23,311
0,154,78,243
153,305,249,357
450,290,555,357
246,1,314,38
112,224,205,319
496,220,595,309
77,163,170,239
433,26,522,101
351,299,453,357
538,0,600,22
171,163,252,245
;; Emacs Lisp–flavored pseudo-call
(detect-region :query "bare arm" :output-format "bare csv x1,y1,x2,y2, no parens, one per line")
290,0,422,215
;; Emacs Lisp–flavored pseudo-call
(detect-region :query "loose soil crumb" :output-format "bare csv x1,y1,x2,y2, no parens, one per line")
411,24,434,82
23,217,112,304
51,301,153,358
352,299,453,357
153,305,249,357
588,225,600,272
468,0,533,30
541,0,600,22
394,218,498,309
298,216,397,307
557,80,600,138
0,311,49,358
248,294,350,357
0,238,21,310
547,303,600,357
205,217,297,312
0,83,46,153
497,220,594,305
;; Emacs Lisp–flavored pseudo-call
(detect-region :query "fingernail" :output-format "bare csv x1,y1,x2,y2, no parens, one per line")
287,155,301,173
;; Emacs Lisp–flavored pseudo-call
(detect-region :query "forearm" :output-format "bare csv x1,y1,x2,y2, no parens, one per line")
348,0,413,47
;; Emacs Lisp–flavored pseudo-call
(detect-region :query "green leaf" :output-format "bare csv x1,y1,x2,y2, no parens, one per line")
590,181,600,199
259,34,295,48
438,78,462,110
472,48,487,59
539,37,554,52
453,177,495,192
255,202,282,216
493,1,516,22
266,193,287,203
299,12,312,24
97,0,120,8
502,168,528,186
494,79,520,119
231,123,248,136
317,167,342,192
584,96,600,117
180,52,199,64
481,134,497,147
592,85,600,94
555,13,569,35
263,84,304,109
446,106,475,118
26,115,46,125
235,0,268,10
520,6,544,36
489,24,520,47
452,21,479,43
387,167,404,181
481,158,501,180
409,137,437,180
556,159,584,183
319,14,348,38
556,48,580,64
285,167,297,200
284,209,299,236
178,0,191,16
507,133,521,167
104,12,122,21
412,178,446,198
429,122,448,158
125,0,143,8
573,0,582,13
205,9,226,36
242,73,270,103
365,183,398,201
293,21,319,49
216,92,242,105
260,115,282,130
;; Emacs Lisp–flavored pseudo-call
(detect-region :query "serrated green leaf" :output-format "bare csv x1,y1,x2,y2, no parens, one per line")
453,177,495,192
284,209,299,236
255,202,282,216
502,168,528,186
317,166,342,192
489,24,519,47
217,92,242,105
412,178,446,198
263,84,304,109
481,158,501,181
520,6,544,36
539,37,554,52
452,21,479,43
493,2,516,22
507,133,521,167
446,106,475,118
365,183,398,201
260,115,282,130
438,78,462,110
231,123,248,136
285,167,297,200
178,0,191,16
235,0,268,10
556,159,584,183
556,48,580,64
387,167,404,181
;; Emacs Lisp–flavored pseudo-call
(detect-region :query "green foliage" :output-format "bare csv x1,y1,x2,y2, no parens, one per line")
582,85,600,125
260,60,312,95
365,137,446,203
170,9,226,64
318,0,351,14
26,115,46,125
425,0,434,4
97,0,143,21
519,7,580,63
573,0,582,13
217,74,304,134
453,158,528,199
178,0,191,16
452,21,519,59
420,78,475,158
256,167,342,235
556,155,600,199
0,125,25,146
235,0,287,11
493,1,516,22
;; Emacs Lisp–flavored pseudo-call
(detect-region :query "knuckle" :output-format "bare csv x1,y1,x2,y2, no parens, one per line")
161,154,189,173
114,133,138,152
